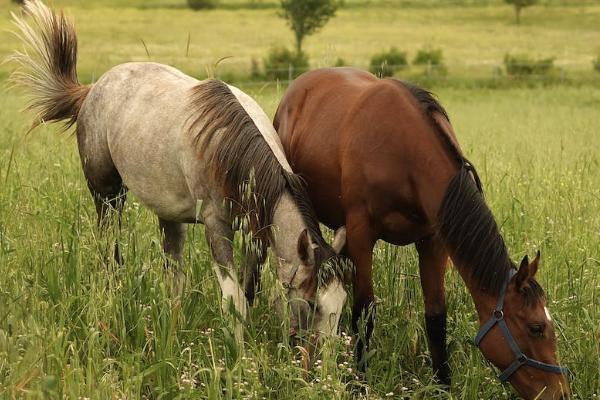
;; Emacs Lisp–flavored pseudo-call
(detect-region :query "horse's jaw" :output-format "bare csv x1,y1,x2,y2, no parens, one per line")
313,277,347,336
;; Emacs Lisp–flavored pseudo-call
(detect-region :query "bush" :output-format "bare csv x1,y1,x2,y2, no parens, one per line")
263,47,309,80
250,58,262,79
413,47,443,66
187,0,218,10
413,46,446,75
504,54,554,76
369,48,407,77
334,57,346,67
594,55,600,73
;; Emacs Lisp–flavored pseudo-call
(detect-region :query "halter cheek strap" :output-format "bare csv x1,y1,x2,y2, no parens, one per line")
474,269,568,382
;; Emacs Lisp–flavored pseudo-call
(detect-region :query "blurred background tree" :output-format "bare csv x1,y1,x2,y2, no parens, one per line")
279,0,339,55
505,0,539,24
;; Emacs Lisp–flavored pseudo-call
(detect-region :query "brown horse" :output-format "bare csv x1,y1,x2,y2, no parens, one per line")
274,67,569,399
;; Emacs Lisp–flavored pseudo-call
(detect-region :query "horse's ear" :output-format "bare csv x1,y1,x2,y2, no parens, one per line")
331,227,347,254
515,253,540,289
297,228,315,266
530,250,541,277
515,255,530,288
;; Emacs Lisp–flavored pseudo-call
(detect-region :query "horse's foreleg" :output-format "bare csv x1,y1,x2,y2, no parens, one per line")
241,236,266,306
159,218,187,299
416,235,450,386
203,205,247,342
346,211,376,371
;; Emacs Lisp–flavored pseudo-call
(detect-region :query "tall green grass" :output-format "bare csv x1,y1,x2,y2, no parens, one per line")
0,84,598,398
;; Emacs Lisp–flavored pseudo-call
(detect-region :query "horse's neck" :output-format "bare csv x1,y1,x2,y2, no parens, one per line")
270,191,305,262
451,259,497,320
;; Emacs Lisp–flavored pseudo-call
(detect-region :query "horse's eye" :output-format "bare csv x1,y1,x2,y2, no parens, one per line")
528,323,545,337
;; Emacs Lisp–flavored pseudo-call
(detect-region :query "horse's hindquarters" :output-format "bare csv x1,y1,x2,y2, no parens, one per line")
77,63,202,222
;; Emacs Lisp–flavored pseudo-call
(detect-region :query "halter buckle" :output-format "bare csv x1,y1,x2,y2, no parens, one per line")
493,310,504,320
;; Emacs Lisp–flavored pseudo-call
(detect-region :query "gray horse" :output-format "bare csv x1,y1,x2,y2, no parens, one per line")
9,0,347,340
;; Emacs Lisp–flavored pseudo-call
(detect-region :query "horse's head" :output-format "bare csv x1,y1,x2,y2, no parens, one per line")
476,252,570,400
276,227,347,337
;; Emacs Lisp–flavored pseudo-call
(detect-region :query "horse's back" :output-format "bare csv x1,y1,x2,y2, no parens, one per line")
276,68,457,242
275,68,377,228
77,62,201,221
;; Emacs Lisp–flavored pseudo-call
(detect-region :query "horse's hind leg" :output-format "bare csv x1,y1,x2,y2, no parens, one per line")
78,125,127,264
87,174,127,265
416,235,450,386
159,218,187,298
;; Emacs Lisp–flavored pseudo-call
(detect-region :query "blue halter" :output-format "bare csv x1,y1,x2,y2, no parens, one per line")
474,269,568,382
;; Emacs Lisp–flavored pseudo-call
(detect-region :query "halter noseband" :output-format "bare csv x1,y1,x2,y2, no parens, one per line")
474,269,568,382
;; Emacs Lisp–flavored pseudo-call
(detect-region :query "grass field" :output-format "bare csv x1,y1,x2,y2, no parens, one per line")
2,1,600,82
1,1,599,399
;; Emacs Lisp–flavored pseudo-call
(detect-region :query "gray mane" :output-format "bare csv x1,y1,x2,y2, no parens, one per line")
186,79,327,248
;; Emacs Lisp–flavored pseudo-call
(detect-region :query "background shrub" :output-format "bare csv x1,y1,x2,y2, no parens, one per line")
413,46,446,75
593,55,600,73
263,46,309,80
334,57,346,67
187,0,218,10
504,53,554,76
369,48,407,77
413,47,444,66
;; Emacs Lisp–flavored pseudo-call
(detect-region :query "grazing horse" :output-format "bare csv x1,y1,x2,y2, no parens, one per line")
9,1,347,340
274,67,569,399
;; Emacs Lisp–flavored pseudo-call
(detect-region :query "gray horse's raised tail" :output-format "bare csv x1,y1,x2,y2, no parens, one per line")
8,0,90,131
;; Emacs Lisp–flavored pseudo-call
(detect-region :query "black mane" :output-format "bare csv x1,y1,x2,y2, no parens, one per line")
395,79,517,295
437,166,515,294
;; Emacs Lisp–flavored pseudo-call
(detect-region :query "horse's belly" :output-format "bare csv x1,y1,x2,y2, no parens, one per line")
110,133,200,223
380,212,430,245
125,176,198,222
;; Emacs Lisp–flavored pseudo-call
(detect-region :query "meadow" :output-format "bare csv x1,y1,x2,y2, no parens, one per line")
0,1,599,399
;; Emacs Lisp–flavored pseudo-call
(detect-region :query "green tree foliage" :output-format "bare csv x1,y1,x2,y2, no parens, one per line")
505,0,538,24
279,0,339,54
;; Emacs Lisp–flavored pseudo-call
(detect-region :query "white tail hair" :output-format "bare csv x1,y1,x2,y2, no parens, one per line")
7,0,89,131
